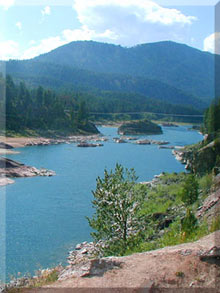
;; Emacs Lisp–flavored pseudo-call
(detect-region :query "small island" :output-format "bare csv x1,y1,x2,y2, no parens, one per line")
118,119,163,135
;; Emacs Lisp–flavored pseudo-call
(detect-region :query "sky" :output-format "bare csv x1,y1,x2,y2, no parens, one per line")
0,0,219,60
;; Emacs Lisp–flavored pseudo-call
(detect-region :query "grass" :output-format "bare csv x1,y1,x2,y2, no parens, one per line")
5,269,59,292
210,214,220,232
125,172,214,256
28,270,59,288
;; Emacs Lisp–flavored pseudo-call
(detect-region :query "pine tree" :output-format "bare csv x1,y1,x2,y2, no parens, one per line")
180,174,199,206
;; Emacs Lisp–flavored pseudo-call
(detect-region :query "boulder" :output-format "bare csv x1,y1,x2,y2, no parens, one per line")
0,157,55,182
0,142,14,149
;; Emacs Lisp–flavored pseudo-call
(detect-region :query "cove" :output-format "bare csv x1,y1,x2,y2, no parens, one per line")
2,125,203,280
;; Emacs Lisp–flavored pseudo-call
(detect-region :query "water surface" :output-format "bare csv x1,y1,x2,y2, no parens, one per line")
3,125,202,279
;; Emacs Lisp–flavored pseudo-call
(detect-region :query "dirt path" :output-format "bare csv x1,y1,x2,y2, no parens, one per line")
24,231,220,292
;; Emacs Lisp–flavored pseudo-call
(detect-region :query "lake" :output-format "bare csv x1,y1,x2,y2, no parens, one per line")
1,125,203,281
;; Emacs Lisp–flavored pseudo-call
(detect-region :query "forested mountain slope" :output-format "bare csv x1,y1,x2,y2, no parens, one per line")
6,60,205,109
30,40,215,101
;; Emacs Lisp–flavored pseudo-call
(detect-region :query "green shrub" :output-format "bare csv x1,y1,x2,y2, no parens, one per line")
198,173,213,197
180,174,199,206
181,209,198,236
210,214,220,232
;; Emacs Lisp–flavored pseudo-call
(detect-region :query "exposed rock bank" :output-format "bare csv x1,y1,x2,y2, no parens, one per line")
172,140,220,175
0,157,55,186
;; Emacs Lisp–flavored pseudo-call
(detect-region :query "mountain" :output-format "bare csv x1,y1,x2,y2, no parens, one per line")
6,40,215,110
6,60,204,109
31,40,215,101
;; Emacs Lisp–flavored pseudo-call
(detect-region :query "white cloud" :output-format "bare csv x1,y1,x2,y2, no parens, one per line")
62,25,118,43
0,0,15,10
15,22,22,30
21,36,65,59
72,0,197,46
41,6,51,16
0,41,20,60
29,40,36,45
21,26,119,60
1,0,198,60
62,26,94,42
204,33,220,54
73,0,197,26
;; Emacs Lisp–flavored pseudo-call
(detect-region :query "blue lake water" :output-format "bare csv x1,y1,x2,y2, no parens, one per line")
1,125,203,280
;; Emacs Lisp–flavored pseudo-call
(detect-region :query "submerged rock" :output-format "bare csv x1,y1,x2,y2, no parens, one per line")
77,142,103,147
136,139,169,145
113,138,127,143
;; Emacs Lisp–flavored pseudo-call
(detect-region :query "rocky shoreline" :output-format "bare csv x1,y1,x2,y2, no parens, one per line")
0,157,55,186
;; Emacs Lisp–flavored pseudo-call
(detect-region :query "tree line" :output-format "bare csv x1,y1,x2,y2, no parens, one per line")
1,74,205,135
4,75,97,134
203,98,220,137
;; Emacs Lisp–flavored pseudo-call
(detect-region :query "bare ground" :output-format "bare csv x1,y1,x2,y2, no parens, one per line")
0,136,44,148
24,230,220,292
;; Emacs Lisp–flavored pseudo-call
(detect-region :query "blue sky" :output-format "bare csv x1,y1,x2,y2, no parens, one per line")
0,0,218,60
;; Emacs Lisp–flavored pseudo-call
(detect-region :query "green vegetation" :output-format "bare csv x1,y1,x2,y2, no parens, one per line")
28,270,59,288
5,269,59,292
87,164,146,256
176,98,220,176
88,168,217,257
179,174,199,206
3,75,98,136
118,119,162,135
204,98,220,137
7,41,214,106
210,214,220,232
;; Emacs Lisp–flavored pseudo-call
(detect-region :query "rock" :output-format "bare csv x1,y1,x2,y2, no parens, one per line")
150,140,169,145
59,257,122,280
0,157,24,168
196,188,220,219
199,246,220,264
75,244,82,250
0,158,55,181
136,139,169,145
0,177,15,186
77,142,103,147
136,139,151,145
113,138,127,143
179,249,192,256
0,142,14,149
121,136,138,141
159,146,174,149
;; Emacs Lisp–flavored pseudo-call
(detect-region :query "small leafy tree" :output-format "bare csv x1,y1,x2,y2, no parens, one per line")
180,174,199,206
88,164,146,256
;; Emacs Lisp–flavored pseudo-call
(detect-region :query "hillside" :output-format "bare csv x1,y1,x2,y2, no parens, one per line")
6,40,216,111
30,40,215,101
6,59,205,110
